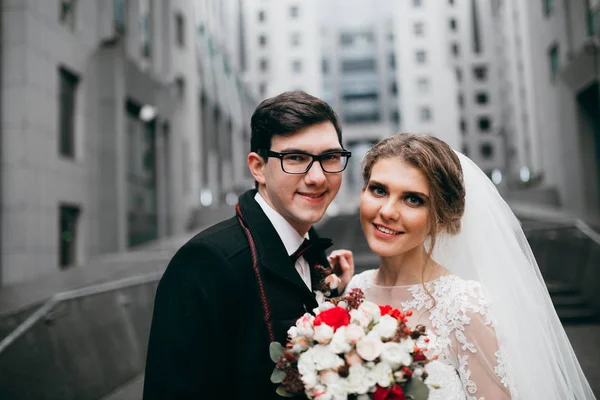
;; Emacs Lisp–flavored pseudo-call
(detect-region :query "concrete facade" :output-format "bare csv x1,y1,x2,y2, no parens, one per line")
0,0,200,285
394,0,461,153
241,0,323,99
493,0,600,219
0,0,257,286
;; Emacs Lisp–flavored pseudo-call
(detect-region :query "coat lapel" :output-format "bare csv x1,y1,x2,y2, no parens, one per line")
238,190,319,310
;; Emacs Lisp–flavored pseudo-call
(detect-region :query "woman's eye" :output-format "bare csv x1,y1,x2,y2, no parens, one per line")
406,195,423,206
369,185,386,196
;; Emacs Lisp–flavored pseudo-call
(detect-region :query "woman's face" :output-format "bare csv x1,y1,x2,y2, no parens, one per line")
360,157,431,259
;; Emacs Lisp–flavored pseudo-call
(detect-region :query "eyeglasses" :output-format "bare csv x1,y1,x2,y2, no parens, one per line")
258,149,352,174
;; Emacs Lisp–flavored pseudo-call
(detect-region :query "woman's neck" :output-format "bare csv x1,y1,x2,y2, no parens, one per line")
376,246,444,286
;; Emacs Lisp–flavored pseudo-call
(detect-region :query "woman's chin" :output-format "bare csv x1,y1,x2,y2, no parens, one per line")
367,241,400,258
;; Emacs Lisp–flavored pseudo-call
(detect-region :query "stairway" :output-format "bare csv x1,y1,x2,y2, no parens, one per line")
547,282,600,324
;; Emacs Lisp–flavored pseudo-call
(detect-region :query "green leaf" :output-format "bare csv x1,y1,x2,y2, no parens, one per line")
271,368,286,384
270,342,285,363
404,378,430,400
276,385,294,397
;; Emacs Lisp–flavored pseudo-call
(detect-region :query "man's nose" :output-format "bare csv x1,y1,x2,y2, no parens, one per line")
304,161,327,185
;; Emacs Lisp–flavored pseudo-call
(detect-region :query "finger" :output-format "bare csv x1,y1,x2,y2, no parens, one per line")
339,256,350,270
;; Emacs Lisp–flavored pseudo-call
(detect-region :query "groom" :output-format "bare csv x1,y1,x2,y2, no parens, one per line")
143,91,353,399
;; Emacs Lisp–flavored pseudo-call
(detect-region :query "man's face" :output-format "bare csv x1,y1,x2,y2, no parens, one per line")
253,121,343,235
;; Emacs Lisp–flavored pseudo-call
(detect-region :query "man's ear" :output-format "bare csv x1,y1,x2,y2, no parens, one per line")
248,152,266,185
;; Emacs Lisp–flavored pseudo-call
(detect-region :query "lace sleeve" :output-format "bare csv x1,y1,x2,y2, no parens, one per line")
454,285,514,400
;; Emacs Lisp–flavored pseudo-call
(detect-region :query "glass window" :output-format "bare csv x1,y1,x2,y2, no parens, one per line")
416,50,427,64
478,116,492,132
260,58,269,72
291,32,301,46
549,44,559,82
543,0,554,16
59,67,80,158
473,66,487,81
417,77,429,93
59,204,80,269
413,0,422,7
414,22,424,36
420,106,432,122
290,5,299,18
452,42,460,57
59,0,77,30
450,18,457,31
292,60,302,73
476,92,489,105
176,13,185,47
480,143,494,159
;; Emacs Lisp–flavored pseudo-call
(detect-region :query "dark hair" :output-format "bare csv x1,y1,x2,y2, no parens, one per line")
250,91,342,153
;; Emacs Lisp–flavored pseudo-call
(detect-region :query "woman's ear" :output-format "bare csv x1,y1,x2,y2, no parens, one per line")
247,152,266,185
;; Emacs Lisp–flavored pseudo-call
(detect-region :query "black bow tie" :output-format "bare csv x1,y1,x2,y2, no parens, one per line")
290,237,333,264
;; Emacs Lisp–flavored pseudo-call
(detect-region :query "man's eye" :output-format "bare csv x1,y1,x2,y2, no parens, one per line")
285,154,309,162
322,154,341,161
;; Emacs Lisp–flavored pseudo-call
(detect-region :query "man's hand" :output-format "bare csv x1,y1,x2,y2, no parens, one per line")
327,249,354,293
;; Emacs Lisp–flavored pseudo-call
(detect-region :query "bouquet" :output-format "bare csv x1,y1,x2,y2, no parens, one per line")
271,288,432,400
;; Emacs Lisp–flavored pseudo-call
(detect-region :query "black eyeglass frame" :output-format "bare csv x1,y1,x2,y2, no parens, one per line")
258,149,352,174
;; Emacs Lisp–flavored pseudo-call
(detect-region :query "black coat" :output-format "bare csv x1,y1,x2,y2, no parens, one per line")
143,190,332,399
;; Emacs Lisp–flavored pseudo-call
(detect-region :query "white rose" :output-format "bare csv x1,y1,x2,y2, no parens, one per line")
358,301,381,323
320,369,340,385
296,313,315,337
356,336,383,361
344,364,371,394
312,345,345,371
371,315,398,340
367,362,393,388
380,342,413,369
344,323,365,344
399,337,416,354
328,326,352,354
301,371,318,389
292,337,310,353
314,291,326,307
350,309,372,328
314,324,335,344
287,326,298,339
314,299,335,315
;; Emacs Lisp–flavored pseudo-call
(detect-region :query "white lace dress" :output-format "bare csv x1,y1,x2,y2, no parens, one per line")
345,270,515,400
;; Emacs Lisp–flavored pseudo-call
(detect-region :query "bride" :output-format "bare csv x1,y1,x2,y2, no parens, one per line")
335,133,595,399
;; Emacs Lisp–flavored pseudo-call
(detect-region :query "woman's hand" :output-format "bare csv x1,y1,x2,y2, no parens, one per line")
327,249,354,293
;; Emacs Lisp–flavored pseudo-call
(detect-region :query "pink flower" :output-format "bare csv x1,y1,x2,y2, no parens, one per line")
356,336,384,361
296,313,315,337
344,349,363,366
324,274,341,290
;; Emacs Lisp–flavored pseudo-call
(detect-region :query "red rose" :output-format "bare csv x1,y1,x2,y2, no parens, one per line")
313,307,350,331
373,384,406,400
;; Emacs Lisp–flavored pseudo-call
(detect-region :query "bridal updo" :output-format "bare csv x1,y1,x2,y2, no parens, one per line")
361,133,466,238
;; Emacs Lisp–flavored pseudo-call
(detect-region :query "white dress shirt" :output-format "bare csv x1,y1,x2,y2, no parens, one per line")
254,192,312,291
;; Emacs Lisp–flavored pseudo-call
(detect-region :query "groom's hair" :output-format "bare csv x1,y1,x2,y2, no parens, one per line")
250,91,342,154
